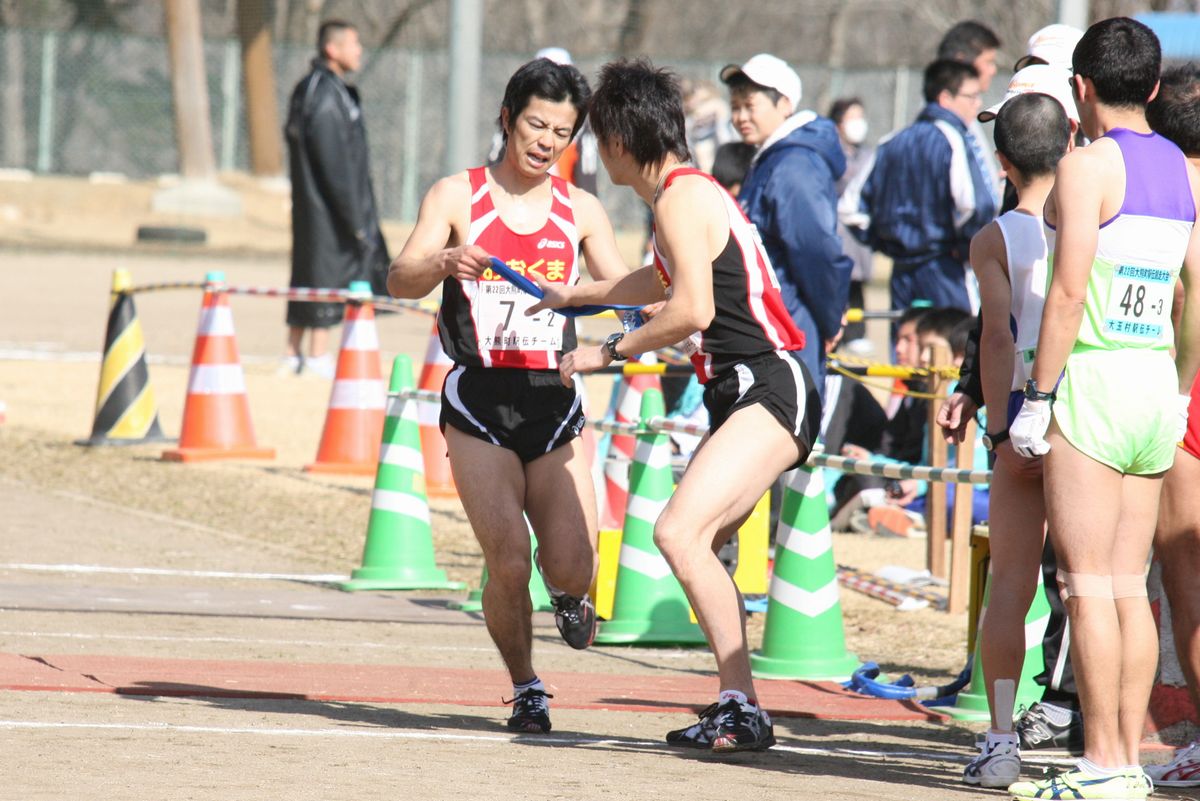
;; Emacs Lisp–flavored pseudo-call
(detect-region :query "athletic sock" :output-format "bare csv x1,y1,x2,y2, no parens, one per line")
718,689,755,709
985,730,1019,748
513,676,544,697
1077,758,1124,777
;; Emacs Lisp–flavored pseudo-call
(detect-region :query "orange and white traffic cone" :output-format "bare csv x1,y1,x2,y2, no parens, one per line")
417,316,456,498
163,272,275,463
602,353,661,529
305,282,387,475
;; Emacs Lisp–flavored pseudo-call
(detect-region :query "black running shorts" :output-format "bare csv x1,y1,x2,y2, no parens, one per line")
440,365,585,463
702,350,820,469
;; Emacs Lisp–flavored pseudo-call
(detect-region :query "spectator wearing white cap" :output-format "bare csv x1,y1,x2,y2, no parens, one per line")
721,53,853,390
1015,23,1084,71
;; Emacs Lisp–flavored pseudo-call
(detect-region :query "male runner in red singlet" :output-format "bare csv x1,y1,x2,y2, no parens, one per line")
387,58,630,735
531,59,821,753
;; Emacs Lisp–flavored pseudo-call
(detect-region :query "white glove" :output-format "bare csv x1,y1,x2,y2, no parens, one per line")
1010,398,1053,458
1176,393,1192,443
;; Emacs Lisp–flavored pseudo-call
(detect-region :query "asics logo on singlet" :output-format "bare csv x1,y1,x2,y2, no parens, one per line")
537,237,566,249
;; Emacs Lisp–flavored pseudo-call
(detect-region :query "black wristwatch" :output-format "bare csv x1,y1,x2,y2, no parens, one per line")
604,332,628,362
1023,378,1056,403
982,429,1010,452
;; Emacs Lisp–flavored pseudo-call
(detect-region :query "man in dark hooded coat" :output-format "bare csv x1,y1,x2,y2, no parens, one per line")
283,19,389,376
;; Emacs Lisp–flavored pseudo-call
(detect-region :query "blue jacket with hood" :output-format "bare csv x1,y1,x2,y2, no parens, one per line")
737,113,853,345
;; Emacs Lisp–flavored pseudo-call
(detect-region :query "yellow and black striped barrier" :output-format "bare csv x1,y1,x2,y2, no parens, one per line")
77,269,170,446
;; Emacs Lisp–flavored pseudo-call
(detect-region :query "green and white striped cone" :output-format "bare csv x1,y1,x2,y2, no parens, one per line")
450,526,555,613
751,466,860,679
944,564,1050,720
594,388,707,646
340,355,465,592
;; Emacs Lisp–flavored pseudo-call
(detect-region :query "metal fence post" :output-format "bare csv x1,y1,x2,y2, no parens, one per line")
220,39,240,172
36,31,58,173
401,49,423,223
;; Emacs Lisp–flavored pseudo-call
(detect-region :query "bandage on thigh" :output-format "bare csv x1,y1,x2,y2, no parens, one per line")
1056,570,1113,600
1112,573,1148,598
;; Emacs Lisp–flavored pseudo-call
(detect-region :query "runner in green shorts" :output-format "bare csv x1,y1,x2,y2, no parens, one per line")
1008,17,1200,801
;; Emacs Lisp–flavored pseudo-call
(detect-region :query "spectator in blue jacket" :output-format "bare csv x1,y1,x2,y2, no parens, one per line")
856,59,998,315
721,54,853,387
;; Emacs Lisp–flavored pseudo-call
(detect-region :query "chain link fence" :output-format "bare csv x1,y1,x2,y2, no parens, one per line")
0,27,1008,230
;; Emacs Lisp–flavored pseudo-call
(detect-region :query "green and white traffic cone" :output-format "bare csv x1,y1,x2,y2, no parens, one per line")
450,526,554,613
594,388,707,646
944,565,1050,720
751,466,860,679
340,355,465,592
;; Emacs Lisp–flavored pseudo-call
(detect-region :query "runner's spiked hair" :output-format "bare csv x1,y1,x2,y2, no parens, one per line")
1148,63,1200,157
498,58,591,145
589,59,692,168
995,93,1071,179
1072,17,1161,109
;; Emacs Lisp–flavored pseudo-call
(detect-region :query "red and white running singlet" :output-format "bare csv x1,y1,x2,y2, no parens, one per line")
438,167,580,369
651,167,805,382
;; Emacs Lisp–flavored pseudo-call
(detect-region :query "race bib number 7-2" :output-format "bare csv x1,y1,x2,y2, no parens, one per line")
1103,263,1173,341
476,281,563,351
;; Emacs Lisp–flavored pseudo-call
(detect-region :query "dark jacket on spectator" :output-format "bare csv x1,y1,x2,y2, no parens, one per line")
285,59,389,327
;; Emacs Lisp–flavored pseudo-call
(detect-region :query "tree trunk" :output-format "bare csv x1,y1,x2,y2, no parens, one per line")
0,0,26,168
238,0,283,176
164,0,217,179
616,0,650,57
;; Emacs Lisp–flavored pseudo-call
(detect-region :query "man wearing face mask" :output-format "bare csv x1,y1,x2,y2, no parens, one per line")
722,54,853,389
829,97,874,348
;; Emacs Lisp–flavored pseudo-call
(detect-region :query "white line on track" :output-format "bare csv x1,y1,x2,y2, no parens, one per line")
0,720,1078,766
0,563,349,583
0,630,494,652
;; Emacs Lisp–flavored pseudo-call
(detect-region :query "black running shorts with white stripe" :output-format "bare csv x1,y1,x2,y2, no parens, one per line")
440,365,585,464
702,350,820,469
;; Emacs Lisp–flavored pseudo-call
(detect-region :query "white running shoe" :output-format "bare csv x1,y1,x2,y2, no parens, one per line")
302,353,336,379
1145,739,1200,787
962,735,1020,788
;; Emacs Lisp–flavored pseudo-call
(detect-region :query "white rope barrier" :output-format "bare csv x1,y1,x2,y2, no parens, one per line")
390,389,992,485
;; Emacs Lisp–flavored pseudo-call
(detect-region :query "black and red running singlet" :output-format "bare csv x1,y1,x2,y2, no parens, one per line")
438,167,580,369
651,167,805,382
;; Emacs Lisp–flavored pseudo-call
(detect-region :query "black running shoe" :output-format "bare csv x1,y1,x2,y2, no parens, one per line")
505,688,553,734
666,702,720,748
710,698,776,753
552,594,597,650
1014,702,1084,753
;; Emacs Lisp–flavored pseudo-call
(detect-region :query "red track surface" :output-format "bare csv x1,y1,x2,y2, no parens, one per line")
0,651,945,722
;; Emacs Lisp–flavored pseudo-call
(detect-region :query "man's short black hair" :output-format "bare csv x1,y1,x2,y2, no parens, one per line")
949,314,976,359
711,142,756,191
1148,63,1200,157
1072,17,1161,109
916,306,971,342
828,97,864,126
937,20,1001,63
898,306,929,329
317,19,354,58
994,93,1071,180
923,59,979,104
589,59,692,168
498,58,591,144
724,73,784,106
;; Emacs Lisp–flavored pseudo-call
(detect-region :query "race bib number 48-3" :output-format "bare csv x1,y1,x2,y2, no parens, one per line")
1103,263,1173,341
476,281,563,351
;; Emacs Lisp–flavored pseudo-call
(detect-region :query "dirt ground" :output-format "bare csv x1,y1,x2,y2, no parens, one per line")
2,186,1172,800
